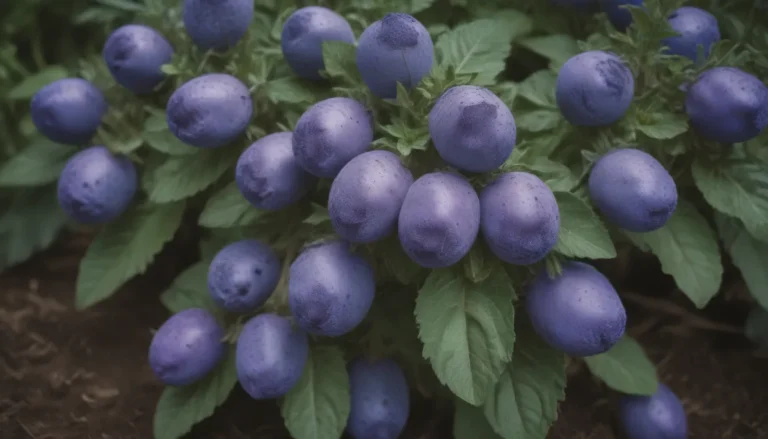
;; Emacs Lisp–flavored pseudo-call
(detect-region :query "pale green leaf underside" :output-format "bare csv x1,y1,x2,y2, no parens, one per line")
584,336,658,396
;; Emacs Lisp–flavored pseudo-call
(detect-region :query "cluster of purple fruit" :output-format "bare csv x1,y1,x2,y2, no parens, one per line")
26,0,768,438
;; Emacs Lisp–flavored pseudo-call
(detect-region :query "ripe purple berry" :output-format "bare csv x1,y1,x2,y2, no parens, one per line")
619,384,688,439
183,0,254,51
207,240,281,313
31,78,107,145
346,358,410,439
102,24,174,94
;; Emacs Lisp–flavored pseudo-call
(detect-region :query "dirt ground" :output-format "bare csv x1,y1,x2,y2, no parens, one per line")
0,233,766,439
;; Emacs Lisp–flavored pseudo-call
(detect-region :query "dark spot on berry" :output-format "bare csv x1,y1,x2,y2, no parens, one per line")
253,267,262,276
596,58,629,97
169,95,203,134
376,13,420,49
458,101,497,134
109,33,136,70
284,10,312,41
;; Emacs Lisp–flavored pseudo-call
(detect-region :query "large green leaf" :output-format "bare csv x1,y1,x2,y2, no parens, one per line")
159,262,225,320
454,399,503,439
148,150,234,203
415,266,516,405
715,213,768,311
281,345,350,439
0,139,76,187
584,336,658,395
554,192,617,260
75,202,185,309
198,181,263,229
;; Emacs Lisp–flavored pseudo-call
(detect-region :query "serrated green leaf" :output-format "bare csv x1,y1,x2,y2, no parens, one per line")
692,155,768,241
554,192,617,259
75,202,185,309
626,200,722,308
142,113,199,156
415,266,516,405
636,113,688,140
0,186,68,272
518,34,579,67
148,150,234,203
153,347,237,439
454,399,503,439
517,70,557,108
483,313,565,439
159,262,225,319
436,14,532,85
321,41,359,83
715,213,768,311
463,245,495,284
265,77,317,104
583,336,658,395
0,139,76,187
281,345,350,439
7,66,69,100
515,109,561,132
198,182,262,228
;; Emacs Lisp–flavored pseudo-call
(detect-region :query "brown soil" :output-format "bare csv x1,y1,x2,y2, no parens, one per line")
0,234,766,439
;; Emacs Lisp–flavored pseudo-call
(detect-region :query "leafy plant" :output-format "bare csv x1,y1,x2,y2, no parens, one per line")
3,0,768,438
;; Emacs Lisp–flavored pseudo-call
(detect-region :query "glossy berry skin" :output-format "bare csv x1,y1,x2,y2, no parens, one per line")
619,384,688,439
31,78,107,145
102,24,173,94
207,240,281,313
281,6,355,80
148,308,226,386
602,0,644,32
685,67,768,144
356,13,434,99
664,7,720,63
480,172,559,265
292,97,373,178
328,150,414,243
556,51,634,127
166,73,253,148
526,261,626,357
235,132,317,210
398,172,480,268
235,314,309,399
57,146,137,224
183,0,254,51
346,358,410,439
589,148,677,232
288,241,375,337
429,86,516,173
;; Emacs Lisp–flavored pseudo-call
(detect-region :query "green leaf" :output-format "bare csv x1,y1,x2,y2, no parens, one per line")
454,399,503,439
0,139,76,187
436,14,532,85
692,155,768,241
483,313,566,439
75,202,185,309
636,113,688,140
148,150,234,203
517,70,557,108
554,192,617,259
265,77,317,104
153,347,237,439
715,213,768,311
321,41,359,83
627,200,723,308
303,203,331,225
415,266,516,405
583,336,658,395
198,182,262,228
375,237,427,285
159,262,225,319
515,109,561,132
281,345,350,439
142,112,199,156
7,66,69,100
518,34,579,67
0,186,68,271
463,245,496,284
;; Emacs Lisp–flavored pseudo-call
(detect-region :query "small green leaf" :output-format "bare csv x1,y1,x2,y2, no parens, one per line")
415,266,516,405
303,203,331,225
483,313,566,439
7,66,69,100
715,213,768,311
143,113,199,156
0,186,68,271
198,182,262,228
554,192,617,260
153,347,238,439
148,150,234,203
584,336,658,395
0,139,76,187
692,154,768,241
75,202,185,309
321,41,359,83
160,262,225,319
517,70,557,108
636,113,688,140
281,345,350,439
265,77,317,104
518,34,579,67
454,399,503,439
627,200,723,308
463,244,496,284
515,109,561,132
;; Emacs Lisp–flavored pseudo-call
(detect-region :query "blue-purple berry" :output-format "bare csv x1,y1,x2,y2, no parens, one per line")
183,0,254,51
346,358,410,439
31,78,107,145
207,240,281,313
103,24,174,94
